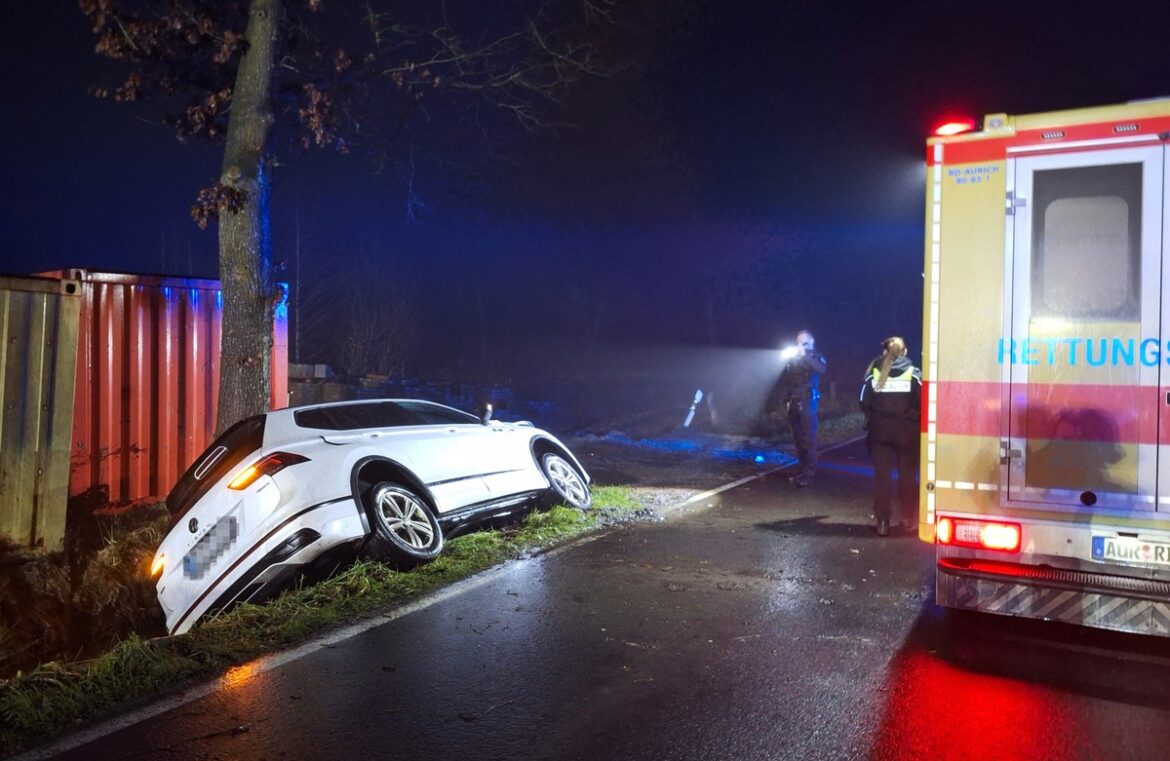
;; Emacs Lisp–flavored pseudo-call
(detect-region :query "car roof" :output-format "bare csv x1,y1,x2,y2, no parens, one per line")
262,398,477,442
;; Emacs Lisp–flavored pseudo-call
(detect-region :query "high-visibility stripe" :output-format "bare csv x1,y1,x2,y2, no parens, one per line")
872,378,912,393
870,365,917,384
865,366,919,398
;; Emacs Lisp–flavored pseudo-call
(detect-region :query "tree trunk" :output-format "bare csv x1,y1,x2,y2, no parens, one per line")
216,0,280,434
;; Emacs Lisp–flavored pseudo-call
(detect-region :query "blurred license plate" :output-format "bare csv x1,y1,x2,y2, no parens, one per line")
1091,535,1170,567
183,515,239,579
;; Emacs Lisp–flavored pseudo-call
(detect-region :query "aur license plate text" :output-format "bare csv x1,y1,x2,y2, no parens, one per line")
1091,535,1170,567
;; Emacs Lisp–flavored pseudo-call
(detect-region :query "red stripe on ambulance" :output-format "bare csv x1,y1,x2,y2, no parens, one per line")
932,380,1168,445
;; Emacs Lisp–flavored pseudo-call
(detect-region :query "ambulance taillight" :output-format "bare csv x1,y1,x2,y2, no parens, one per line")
936,517,1022,553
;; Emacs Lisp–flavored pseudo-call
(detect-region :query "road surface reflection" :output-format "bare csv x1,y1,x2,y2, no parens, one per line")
870,605,1170,760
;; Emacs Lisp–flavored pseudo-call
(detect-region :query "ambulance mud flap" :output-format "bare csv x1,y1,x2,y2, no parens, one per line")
938,557,1170,636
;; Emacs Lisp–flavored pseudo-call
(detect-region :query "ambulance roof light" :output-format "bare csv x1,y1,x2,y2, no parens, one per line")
933,119,977,137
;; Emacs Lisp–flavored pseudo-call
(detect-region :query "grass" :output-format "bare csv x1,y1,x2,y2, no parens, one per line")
0,487,643,757
819,412,865,446
0,418,862,757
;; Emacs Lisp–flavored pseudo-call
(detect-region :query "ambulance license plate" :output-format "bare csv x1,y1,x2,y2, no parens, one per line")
1091,535,1170,567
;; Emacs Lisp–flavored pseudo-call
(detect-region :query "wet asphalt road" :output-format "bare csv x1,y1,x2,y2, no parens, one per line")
34,441,1170,760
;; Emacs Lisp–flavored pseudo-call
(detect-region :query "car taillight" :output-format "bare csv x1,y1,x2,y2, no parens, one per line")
936,517,1021,553
228,452,310,490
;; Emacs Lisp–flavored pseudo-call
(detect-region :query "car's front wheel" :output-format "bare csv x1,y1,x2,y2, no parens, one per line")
364,482,444,566
541,453,591,510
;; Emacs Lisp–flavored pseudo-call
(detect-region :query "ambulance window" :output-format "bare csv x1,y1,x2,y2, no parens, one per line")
1031,163,1140,320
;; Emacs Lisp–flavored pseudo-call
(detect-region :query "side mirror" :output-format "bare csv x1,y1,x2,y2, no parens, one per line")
478,402,494,425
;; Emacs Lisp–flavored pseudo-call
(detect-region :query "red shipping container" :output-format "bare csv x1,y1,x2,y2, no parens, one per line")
44,270,288,507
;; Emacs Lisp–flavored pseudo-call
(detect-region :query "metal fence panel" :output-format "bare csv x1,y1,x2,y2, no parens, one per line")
0,275,81,550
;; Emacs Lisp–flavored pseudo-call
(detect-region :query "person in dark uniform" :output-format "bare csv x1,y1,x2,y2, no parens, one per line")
859,336,921,536
773,330,827,487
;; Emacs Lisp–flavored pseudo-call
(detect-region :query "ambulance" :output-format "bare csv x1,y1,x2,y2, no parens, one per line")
922,99,1170,636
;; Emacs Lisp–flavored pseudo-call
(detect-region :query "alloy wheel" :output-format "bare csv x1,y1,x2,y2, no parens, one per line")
375,485,436,549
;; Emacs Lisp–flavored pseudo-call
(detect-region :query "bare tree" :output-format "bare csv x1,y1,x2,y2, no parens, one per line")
81,0,621,432
338,251,419,378
285,202,335,364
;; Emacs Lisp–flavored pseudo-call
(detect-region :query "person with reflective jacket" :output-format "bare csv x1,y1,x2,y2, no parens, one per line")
860,336,921,536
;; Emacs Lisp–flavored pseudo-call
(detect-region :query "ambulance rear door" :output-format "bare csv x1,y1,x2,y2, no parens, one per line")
1004,143,1164,512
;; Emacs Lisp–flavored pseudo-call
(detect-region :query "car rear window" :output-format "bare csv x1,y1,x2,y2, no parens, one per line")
166,415,266,525
294,401,478,430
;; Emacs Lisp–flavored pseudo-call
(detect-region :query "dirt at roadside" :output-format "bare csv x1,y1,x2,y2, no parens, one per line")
566,434,794,491
566,413,865,523
0,503,169,680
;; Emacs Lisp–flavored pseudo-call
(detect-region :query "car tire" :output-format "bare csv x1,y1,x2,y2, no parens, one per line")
364,482,444,566
541,453,592,510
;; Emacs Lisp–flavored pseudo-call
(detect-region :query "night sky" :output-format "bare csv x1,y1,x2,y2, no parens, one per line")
5,1,1170,385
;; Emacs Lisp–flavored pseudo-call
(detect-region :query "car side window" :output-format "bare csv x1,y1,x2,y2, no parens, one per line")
295,402,422,430
395,401,480,425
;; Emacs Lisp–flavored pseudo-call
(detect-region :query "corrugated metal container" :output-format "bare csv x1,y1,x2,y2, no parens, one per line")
0,274,82,550
55,270,289,508
0,270,288,550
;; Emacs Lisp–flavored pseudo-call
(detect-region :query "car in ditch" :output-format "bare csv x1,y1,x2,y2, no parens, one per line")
150,398,591,635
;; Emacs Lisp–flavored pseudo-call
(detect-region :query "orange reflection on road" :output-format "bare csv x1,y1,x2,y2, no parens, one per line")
222,661,261,690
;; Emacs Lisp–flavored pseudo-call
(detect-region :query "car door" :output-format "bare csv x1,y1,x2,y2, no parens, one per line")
479,423,543,497
388,423,494,513
390,402,500,512
309,400,492,513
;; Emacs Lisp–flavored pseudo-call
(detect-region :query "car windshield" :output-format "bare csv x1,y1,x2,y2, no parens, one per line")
166,414,266,525
293,400,479,430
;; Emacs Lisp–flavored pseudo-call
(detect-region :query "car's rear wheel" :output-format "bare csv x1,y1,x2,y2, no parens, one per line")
364,482,444,566
541,453,591,510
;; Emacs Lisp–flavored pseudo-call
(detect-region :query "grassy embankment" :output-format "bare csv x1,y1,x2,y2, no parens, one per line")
0,486,642,757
